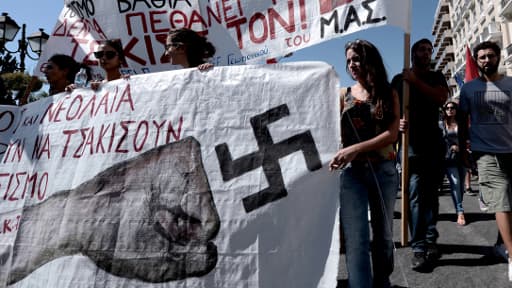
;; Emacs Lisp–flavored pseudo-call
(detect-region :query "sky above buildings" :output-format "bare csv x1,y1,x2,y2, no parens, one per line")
2,0,439,88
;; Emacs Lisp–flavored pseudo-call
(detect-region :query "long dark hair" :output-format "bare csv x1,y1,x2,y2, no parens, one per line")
48,54,81,83
99,38,127,67
48,54,92,86
344,39,394,124
167,28,216,67
442,100,459,124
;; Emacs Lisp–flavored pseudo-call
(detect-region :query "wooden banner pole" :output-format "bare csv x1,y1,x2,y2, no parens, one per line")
401,33,411,247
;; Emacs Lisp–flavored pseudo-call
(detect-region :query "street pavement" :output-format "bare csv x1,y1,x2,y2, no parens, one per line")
337,176,511,288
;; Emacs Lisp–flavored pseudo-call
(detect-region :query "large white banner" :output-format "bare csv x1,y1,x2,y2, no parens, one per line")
34,0,410,77
0,62,340,287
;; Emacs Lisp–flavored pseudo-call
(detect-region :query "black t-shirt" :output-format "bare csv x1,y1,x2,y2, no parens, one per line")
391,70,448,156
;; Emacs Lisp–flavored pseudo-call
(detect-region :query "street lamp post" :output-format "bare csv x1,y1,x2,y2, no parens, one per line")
0,12,49,73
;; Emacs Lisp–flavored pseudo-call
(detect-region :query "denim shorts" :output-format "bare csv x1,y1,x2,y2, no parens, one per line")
474,152,512,213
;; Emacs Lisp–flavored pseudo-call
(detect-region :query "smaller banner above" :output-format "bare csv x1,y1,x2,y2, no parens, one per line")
34,0,410,77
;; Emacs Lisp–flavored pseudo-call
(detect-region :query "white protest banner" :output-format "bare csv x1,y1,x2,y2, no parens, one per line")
0,62,340,287
34,0,410,77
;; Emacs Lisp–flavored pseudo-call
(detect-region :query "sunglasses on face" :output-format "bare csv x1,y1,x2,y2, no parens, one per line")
94,51,118,60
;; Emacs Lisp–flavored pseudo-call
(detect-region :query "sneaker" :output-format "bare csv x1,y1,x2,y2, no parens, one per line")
465,187,477,196
426,243,441,262
479,195,489,212
508,258,512,282
494,244,509,263
411,252,429,272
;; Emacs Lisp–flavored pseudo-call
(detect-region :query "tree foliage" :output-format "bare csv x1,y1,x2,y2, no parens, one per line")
1,72,43,101
1,48,46,104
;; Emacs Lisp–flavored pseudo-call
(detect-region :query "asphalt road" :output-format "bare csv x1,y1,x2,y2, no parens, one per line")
337,176,511,288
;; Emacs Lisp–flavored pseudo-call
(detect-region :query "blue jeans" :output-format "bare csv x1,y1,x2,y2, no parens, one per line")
408,155,444,252
444,163,465,213
339,160,398,288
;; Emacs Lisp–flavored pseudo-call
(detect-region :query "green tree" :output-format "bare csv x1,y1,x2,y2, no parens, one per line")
1,47,45,104
1,72,43,103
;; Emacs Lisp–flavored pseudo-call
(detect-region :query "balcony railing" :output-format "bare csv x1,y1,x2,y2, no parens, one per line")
485,2,495,15
435,45,454,71
453,58,464,75
433,0,450,33
462,0,471,16
442,62,453,78
505,43,512,63
433,14,451,45
501,0,512,19
480,23,502,42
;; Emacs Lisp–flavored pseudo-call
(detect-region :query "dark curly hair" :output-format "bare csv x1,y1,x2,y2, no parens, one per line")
473,41,501,61
167,28,216,67
48,54,81,83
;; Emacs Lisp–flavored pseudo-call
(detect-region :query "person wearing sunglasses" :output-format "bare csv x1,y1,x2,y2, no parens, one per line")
94,39,127,83
64,39,127,93
439,100,466,226
329,39,399,288
163,28,215,70
84,39,128,91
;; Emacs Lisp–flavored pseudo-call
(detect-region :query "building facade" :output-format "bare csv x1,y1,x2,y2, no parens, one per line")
432,0,512,97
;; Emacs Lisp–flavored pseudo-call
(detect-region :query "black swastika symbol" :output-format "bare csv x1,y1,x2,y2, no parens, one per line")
215,104,322,213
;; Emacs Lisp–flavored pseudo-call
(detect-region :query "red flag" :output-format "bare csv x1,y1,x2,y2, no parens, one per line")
319,0,355,14
464,45,479,82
